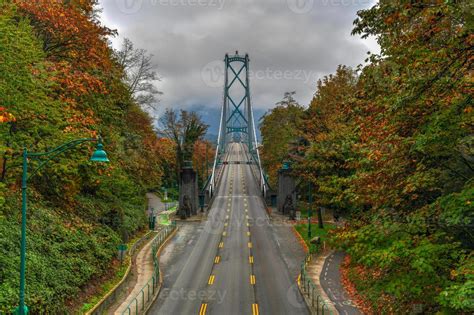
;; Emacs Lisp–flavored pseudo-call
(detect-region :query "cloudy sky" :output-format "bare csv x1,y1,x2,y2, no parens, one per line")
99,0,379,133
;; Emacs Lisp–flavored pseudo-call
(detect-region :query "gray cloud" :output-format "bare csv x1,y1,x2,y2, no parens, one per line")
99,0,379,127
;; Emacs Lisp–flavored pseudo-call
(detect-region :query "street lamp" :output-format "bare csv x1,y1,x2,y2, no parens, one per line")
307,182,312,240
15,137,109,315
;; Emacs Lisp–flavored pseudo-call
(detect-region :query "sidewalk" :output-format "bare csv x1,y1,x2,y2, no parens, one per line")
319,251,361,315
146,193,165,213
301,251,339,315
111,231,159,314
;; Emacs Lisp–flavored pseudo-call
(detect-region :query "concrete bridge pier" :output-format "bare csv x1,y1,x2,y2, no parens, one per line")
179,162,198,218
277,162,296,217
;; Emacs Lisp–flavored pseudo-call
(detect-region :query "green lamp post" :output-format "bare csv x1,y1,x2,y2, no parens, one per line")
308,182,312,240
15,137,109,315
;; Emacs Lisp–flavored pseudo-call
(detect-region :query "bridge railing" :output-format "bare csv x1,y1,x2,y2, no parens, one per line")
299,252,334,315
121,222,177,315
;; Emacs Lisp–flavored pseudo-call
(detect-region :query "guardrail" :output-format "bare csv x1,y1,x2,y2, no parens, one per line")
299,252,333,315
86,231,155,315
121,222,177,315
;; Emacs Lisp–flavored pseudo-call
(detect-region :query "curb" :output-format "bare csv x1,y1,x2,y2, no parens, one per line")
144,226,179,314
291,225,309,253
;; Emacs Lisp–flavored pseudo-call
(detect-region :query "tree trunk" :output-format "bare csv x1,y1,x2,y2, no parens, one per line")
317,207,324,229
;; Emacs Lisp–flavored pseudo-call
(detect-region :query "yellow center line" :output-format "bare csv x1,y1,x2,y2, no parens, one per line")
250,274,256,285
249,256,254,264
215,256,220,264
219,241,224,248
252,303,259,315
199,303,208,315
208,275,215,285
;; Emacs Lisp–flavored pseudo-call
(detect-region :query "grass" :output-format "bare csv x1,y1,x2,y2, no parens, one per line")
294,222,336,249
80,263,129,312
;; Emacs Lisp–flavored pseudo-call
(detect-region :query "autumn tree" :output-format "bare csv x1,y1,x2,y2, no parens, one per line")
159,109,209,175
0,1,172,312
259,92,304,187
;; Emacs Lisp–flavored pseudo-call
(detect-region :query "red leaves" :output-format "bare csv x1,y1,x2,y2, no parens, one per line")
340,255,376,315
16,0,114,98
0,107,15,123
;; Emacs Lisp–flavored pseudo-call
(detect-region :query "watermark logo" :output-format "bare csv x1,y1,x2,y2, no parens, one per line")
115,0,143,14
115,0,226,14
201,60,225,88
287,0,314,14
287,0,373,14
286,283,308,308
161,288,227,303
201,60,318,88
203,210,226,235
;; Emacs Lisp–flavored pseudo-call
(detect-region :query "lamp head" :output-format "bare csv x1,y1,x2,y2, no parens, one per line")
90,142,109,163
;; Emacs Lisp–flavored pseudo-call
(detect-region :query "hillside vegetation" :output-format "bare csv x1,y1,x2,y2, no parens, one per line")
260,1,473,313
0,1,173,312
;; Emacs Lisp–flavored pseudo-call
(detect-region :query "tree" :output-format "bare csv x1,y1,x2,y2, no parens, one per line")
259,92,304,187
115,38,162,110
159,109,209,175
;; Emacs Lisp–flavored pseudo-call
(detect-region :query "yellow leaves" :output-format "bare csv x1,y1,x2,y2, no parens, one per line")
0,107,15,123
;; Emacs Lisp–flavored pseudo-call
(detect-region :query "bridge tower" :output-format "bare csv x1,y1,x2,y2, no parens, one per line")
209,52,267,196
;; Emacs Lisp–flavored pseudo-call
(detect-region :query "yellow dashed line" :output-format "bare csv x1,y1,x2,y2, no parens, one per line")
199,303,208,315
222,231,226,236
208,275,215,285
215,256,220,264
250,274,256,285
252,303,259,315
247,231,251,236
219,241,224,248
226,215,229,219
249,256,254,264
248,242,252,248
224,222,228,227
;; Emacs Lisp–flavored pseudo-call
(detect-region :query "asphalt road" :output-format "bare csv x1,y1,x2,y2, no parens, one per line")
149,143,308,315
320,251,361,315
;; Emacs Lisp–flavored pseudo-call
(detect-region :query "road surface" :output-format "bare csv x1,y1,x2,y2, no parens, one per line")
149,143,308,315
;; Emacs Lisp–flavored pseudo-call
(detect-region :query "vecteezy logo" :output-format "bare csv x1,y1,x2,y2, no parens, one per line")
286,0,314,14
286,283,307,308
203,212,224,235
115,0,143,14
201,60,224,88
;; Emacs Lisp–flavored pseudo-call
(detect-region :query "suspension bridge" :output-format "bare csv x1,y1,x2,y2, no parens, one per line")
150,53,308,315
